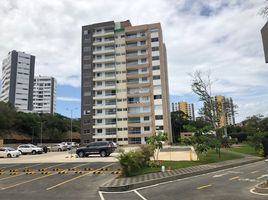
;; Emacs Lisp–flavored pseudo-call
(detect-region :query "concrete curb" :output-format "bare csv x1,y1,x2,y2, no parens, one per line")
254,181,268,194
99,157,263,192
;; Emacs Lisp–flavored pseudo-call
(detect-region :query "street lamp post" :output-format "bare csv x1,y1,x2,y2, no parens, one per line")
40,122,43,145
32,127,34,144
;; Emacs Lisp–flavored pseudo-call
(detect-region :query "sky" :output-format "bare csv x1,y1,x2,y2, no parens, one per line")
0,0,268,122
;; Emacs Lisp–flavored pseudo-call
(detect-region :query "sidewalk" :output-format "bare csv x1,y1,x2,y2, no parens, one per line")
99,155,263,192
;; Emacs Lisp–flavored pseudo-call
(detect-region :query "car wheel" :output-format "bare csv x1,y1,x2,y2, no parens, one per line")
32,150,36,155
19,150,23,155
7,154,11,158
78,151,85,158
100,150,107,157
58,148,62,152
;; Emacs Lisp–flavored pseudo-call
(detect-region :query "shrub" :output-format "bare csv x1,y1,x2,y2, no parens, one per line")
117,145,154,177
118,150,144,176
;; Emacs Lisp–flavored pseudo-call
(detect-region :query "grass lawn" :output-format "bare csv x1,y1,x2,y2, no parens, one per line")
228,144,260,157
128,150,243,177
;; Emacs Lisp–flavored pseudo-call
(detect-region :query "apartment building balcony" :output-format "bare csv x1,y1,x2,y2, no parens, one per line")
92,30,114,37
128,122,152,127
93,39,115,46
93,104,116,109
128,112,151,117
93,114,116,119
125,34,148,42
126,82,151,88
93,85,116,91
93,75,116,81
93,48,115,55
127,102,150,107
93,95,116,100
125,44,148,51
93,124,117,129
128,133,152,138
126,63,148,70
126,72,149,79
93,57,115,64
93,134,117,139
126,54,148,61
93,66,116,73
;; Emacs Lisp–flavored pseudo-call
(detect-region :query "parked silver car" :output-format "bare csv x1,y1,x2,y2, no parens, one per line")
0,147,21,158
47,144,67,152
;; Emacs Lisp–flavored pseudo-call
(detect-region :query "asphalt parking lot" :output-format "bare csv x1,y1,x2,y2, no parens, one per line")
0,161,120,200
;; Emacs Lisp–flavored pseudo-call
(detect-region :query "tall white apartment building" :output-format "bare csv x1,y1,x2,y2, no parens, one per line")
81,20,172,145
33,76,57,114
0,50,35,112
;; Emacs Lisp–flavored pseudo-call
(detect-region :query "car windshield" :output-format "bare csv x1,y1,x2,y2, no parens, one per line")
7,148,15,151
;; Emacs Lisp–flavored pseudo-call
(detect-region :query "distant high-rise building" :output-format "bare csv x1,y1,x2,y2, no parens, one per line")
214,95,235,128
33,76,57,114
0,50,35,112
172,101,195,121
81,20,172,145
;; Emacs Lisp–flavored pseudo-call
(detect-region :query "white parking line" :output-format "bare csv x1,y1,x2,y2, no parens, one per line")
98,191,105,200
134,190,147,200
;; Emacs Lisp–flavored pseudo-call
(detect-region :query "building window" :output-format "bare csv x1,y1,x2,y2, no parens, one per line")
83,30,90,35
144,116,150,121
97,109,102,114
97,100,102,105
152,56,159,60
144,126,150,131
153,75,160,80
152,47,159,51
154,95,162,99
155,115,163,120
97,129,102,133
153,66,160,70
97,119,102,123
151,38,159,42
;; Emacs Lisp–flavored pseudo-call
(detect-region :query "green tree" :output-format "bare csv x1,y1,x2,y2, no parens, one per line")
147,132,168,161
0,101,16,130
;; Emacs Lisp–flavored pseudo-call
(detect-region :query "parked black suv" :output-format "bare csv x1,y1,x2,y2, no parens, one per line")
76,141,116,157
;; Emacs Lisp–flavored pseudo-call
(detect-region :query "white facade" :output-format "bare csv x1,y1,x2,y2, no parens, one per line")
33,76,57,114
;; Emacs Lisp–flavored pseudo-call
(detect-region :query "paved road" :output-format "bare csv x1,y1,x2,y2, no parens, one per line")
0,162,119,200
101,161,268,200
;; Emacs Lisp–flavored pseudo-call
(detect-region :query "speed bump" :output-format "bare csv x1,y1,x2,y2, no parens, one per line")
68,168,77,171
38,168,47,172
41,171,51,175
84,167,93,171
25,172,35,175
23,168,33,172
0,172,4,175
93,171,102,174
53,168,62,171
111,171,121,174
58,171,68,174
10,169,19,172
9,172,19,175
74,171,83,174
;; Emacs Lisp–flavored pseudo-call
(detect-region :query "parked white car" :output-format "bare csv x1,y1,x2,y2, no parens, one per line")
17,144,43,155
0,147,21,158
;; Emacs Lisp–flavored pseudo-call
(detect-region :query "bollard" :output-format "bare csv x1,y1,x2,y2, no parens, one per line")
161,165,165,172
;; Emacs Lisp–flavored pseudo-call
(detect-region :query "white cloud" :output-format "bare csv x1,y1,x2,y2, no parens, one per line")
0,0,267,122
57,96,80,102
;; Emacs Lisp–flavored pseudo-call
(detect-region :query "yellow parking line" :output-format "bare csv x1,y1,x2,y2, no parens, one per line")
46,163,114,191
1,173,54,190
229,176,239,180
197,184,212,190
